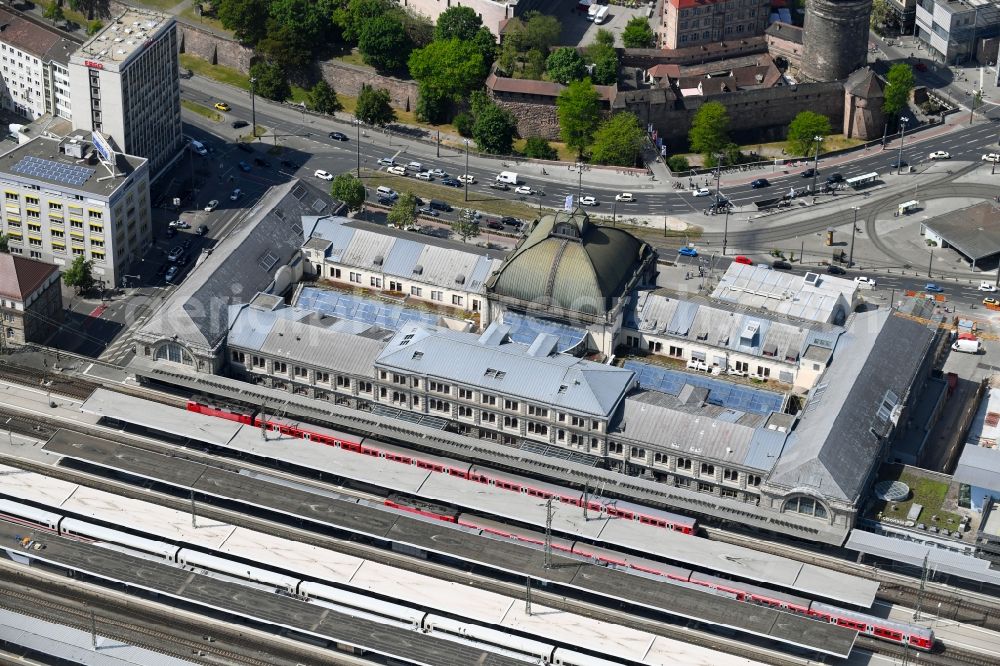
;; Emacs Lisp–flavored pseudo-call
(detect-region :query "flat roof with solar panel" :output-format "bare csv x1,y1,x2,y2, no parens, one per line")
0,135,146,197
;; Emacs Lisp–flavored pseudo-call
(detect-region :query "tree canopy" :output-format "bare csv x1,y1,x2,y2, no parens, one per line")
335,0,391,43
250,60,290,101
330,174,366,211
388,193,418,229
546,47,586,85
409,39,487,100
356,85,396,126
309,80,342,114
523,137,557,160
434,6,482,41
556,78,601,157
688,101,731,162
590,112,643,166
217,0,270,44
62,256,94,294
621,17,655,48
786,111,832,158
587,35,619,86
359,15,413,72
473,103,518,155
883,63,914,117
44,2,65,23
451,216,481,243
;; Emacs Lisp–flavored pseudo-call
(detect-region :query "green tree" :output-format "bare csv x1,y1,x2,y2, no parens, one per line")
388,193,418,229
268,0,333,45
523,137,557,160
62,256,94,294
786,110,832,158
590,112,643,166
400,11,435,49
587,40,618,86
594,28,615,48
688,101,730,162
335,0,391,43
454,112,474,137
470,27,498,70
330,173,366,211
44,2,65,23
546,47,586,84
217,0,270,44
621,16,655,48
409,39,486,101
497,36,519,75
870,0,898,34
356,85,396,126
309,80,342,114
359,15,412,72
524,48,547,80
68,0,109,21
0,234,8,253
451,217,481,243
556,78,601,157
257,21,313,72
434,5,482,41
883,63,915,118
473,103,518,155
522,11,561,53
86,19,103,35
415,84,450,124
667,155,690,173
249,61,290,101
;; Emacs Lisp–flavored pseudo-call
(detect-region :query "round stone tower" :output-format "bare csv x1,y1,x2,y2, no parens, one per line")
800,0,873,81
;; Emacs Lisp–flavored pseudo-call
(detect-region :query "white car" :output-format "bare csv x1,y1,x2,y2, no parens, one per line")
854,276,877,288
405,161,423,172
229,188,242,201
928,150,950,160
377,157,396,166
429,169,448,178
579,196,598,206
693,188,712,197
314,169,333,181
203,200,219,212
458,174,476,184
983,153,1000,162
514,185,534,195
415,171,433,181
979,281,997,292
168,220,190,229
615,192,634,202
386,165,407,176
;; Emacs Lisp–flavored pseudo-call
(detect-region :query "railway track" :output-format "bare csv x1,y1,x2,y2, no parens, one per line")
0,569,290,666
0,361,95,401
857,635,1000,666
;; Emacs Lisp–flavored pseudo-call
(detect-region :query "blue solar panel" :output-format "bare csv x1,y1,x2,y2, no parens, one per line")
623,360,784,415
11,155,95,187
298,287,441,331
502,311,586,353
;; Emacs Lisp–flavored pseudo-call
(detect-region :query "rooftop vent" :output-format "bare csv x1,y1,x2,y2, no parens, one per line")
412,264,423,275
802,272,820,287
372,255,383,266
455,274,465,285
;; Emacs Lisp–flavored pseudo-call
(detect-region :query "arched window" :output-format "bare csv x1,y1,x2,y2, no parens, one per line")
783,495,828,519
153,342,194,366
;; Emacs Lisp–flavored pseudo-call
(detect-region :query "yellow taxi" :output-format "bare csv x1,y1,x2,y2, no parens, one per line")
214,102,231,112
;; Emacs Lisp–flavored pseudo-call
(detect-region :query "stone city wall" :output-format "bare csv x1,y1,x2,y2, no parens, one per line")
178,23,254,73
318,61,420,110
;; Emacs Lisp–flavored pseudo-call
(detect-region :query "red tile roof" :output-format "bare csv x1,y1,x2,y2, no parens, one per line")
486,72,617,101
0,254,58,301
0,8,65,60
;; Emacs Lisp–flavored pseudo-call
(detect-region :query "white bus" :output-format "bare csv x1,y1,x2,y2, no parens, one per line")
845,172,879,189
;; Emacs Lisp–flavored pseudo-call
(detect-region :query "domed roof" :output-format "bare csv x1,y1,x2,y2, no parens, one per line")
486,208,652,319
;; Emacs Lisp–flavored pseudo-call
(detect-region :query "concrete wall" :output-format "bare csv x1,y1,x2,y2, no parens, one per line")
177,23,254,73
319,60,419,111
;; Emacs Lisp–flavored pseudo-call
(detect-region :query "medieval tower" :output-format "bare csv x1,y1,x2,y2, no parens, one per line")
801,0,873,81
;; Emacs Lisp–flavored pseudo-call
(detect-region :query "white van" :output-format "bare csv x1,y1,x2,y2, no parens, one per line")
587,3,600,20
376,186,398,200
188,139,208,156
496,171,519,185
594,6,609,23
952,338,982,354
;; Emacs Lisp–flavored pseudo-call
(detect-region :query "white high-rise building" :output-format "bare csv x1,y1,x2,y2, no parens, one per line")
68,8,182,175
0,8,77,121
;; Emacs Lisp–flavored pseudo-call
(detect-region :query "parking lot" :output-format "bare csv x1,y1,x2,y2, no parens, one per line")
552,0,657,46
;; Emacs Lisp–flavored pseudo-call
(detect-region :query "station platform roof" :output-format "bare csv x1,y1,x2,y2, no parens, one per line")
846,529,1000,587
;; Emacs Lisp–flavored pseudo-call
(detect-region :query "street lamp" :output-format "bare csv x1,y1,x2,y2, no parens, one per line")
463,139,470,203
849,206,860,267
713,152,724,199
811,135,823,198
576,162,584,201
722,206,730,256
249,77,257,140
896,116,909,174
355,116,361,178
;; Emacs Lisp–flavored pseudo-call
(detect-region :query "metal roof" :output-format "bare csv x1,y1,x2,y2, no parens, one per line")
769,311,935,503
711,264,856,323
954,444,1000,490
846,529,1000,586
375,322,635,417
921,202,1000,262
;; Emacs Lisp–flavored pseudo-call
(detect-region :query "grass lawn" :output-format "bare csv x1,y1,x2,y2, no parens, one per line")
512,138,577,162
130,0,180,10
361,169,541,220
181,99,222,122
871,469,964,528
178,7,231,35
333,51,368,68
180,54,250,89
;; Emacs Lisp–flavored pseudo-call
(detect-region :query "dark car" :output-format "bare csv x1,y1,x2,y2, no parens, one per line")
329,131,348,141
417,206,439,217
489,182,509,191
280,159,299,170
441,178,462,188
236,143,253,153
238,161,252,172
750,178,770,189
486,220,504,231
231,120,249,129
772,260,793,270
429,199,452,212
801,168,819,178
500,216,520,227
826,173,844,184
196,224,209,236
890,160,908,169
826,264,846,275
181,238,192,249
254,157,270,168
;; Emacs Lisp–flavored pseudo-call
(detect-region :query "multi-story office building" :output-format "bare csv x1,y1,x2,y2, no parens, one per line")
0,133,150,287
0,253,62,345
0,8,77,120
659,0,770,49
68,8,182,175
915,0,1000,65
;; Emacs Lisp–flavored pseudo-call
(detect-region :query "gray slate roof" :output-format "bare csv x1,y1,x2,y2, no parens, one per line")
768,310,934,503
138,181,339,353
626,289,843,363
611,389,788,471
303,217,504,293
376,322,636,418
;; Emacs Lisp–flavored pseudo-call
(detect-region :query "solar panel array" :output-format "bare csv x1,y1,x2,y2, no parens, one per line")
503,311,586,353
297,287,441,332
623,360,784,415
12,155,94,187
